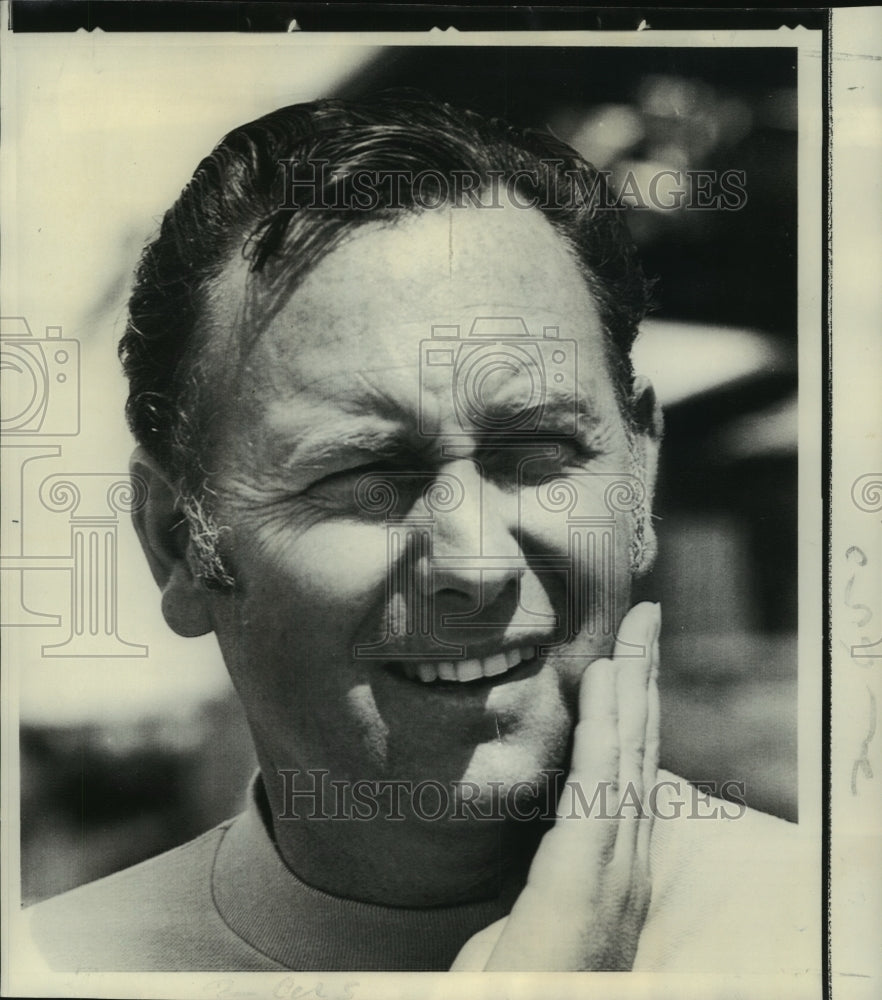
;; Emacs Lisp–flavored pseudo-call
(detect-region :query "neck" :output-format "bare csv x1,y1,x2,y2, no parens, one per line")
259,767,550,907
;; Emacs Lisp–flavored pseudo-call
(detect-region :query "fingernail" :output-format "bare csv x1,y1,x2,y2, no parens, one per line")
649,602,661,646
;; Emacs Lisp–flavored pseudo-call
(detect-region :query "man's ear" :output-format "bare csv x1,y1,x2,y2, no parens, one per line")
629,375,664,576
129,447,213,638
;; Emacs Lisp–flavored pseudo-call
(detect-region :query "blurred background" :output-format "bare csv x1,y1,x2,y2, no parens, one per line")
4,39,799,905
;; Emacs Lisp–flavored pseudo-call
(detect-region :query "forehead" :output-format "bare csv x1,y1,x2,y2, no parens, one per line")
209,204,611,415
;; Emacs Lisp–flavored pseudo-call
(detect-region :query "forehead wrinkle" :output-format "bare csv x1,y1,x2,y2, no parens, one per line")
301,365,419,408
261,364,423,454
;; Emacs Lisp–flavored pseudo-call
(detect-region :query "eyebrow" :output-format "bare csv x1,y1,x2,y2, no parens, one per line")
274,411,604,478
449,381,604,440
265,377,604,473
270,421,416,474
474,392,599,427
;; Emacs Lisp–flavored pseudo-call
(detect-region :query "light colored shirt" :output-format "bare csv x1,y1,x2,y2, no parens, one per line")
26,771,820,973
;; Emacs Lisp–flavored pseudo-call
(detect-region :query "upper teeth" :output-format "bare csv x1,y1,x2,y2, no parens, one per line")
403,647,534,684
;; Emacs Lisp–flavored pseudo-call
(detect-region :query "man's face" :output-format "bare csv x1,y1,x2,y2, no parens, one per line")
197,202,650,806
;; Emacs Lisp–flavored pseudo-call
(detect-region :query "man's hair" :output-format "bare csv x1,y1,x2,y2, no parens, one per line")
119,91,652,582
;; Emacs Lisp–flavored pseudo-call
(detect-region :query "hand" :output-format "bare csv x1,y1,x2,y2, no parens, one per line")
451,601,661,971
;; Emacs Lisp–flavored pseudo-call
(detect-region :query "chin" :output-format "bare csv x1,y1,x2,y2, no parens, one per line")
450,733,571,820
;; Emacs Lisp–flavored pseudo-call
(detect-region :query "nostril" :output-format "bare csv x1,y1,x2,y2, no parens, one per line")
433,576,522,631
433,587,477,605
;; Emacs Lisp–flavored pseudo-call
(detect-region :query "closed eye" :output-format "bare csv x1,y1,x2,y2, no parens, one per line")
479,438,600,488
304,460,432,519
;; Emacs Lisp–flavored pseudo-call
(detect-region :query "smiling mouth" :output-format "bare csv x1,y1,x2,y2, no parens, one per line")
392,647,537,685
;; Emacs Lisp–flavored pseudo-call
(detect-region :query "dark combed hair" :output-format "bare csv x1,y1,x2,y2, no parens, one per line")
119,90,652,493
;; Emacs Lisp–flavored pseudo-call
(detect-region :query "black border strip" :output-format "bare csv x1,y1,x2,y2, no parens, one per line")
821,9,833,1000
9,3,828,34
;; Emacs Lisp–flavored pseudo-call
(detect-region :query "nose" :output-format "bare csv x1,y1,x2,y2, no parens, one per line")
424,459,525,612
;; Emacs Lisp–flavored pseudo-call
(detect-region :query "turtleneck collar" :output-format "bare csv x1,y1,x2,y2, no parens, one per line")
211,773,522,971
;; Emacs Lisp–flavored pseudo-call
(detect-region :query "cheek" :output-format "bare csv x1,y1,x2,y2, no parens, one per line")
519,475,639,559
520,479,636,653
211,520,392,696
211,521,391,726
243,520,391,612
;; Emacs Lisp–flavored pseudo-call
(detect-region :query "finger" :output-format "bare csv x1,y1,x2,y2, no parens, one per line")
569,655,618,786
612,603,659,867
485,618,656,971
614,601,658,737
450,917,507,970
485,658,619,969
637,630,661,870
536,657,618,881
612,603,659,795
569,603,656,787
643,613,661,793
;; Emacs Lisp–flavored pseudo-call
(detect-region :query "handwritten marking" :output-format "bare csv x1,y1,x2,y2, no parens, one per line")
850,687,876,795
846,474,882,794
